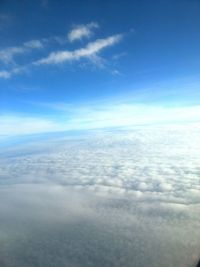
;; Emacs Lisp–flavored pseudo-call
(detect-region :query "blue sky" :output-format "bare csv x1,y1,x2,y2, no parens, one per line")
0,0,200,137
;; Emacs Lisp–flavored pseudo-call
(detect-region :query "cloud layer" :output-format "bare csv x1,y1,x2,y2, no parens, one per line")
0,125,200,267
1,124,200,206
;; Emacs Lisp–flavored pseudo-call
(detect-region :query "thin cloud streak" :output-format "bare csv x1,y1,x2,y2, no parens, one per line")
0,65,29,79
35,34,123,65
0,115,63,137
1,103,200,137
63,104,200,130
0,32,123,78
0,39,43,64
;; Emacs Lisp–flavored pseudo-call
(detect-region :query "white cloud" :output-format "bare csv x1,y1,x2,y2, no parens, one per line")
68,22,98,42
0,65,28,79
0,39,43,64
0,125,200,267
1,124,200,207
0,39,44,78
0,25,124,78
0,47,24,64
35,34,122,65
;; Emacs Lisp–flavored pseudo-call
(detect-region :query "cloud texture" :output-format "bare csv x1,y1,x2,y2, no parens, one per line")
1,124,199,205
0,124,199,267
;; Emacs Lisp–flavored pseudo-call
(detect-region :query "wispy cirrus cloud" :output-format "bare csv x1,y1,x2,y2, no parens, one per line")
0,23,124,78
68,22,99,42
35,34,123,65
0,39,43,65
0,65,28,79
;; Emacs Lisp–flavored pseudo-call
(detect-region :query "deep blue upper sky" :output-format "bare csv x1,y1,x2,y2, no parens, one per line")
0,0,200,137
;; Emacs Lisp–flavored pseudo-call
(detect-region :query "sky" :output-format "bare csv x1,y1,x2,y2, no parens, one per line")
0,0,200,137
0,2,200,266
